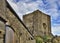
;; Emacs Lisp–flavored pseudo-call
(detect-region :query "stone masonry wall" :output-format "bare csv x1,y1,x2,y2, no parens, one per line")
23,10,51,37
0,20,5,43
0,0,35,43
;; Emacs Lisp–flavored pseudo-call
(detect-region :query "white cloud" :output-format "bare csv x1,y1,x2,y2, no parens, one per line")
7,0,60,20
7,0,23,19
7,0,60,35
7,0,44,19
52,24,60,36
7,0,18,13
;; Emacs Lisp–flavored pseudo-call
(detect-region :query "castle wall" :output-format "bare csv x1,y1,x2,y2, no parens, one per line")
0,0,35,43
38,12,51,36
0,0,7,20
23,13,34,36
1,0,59,43
52,36,60,43
0,0,6,43
5,6,35,43
0,20,5,43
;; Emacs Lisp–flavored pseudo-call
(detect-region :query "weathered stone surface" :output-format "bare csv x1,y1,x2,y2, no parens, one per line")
26,40,36,43
0,0,7,21
0,0,35,43
0,0,60,43
0,20,5,43
5,6,35,43
23,10,51,37
23,10,59,43
52,36,60,43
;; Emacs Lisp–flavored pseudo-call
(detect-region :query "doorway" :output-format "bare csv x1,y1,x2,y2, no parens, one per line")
5,26,14,43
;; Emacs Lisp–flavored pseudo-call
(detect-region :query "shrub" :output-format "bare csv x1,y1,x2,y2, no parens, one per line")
35,37,43,43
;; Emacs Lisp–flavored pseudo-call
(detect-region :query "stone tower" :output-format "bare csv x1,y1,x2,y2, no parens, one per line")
23,10,51,37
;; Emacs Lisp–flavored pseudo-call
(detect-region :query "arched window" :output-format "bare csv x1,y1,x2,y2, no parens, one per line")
43,23,47,29
5,25,14,43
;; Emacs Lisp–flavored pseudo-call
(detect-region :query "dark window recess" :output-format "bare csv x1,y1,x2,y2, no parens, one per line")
3,34,5,43
16,40,18,43
28,37,33,40
0,17,6,23
20,33,22,36
0,31,2,34
43,23,47,29
44,32,46,35
31,37,33,40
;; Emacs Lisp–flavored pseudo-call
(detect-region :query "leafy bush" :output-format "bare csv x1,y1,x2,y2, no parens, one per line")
35,37,43,43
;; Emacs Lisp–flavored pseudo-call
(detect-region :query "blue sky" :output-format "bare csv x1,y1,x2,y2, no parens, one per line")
7,0,60,36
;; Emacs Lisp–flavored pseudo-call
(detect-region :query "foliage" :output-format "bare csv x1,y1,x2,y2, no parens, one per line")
35,36,51,43
43,35,48,42
35,37,43,43
43,35,51,42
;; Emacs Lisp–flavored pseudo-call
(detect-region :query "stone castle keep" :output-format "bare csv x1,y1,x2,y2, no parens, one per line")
23,10,51,37
0,0,60,43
